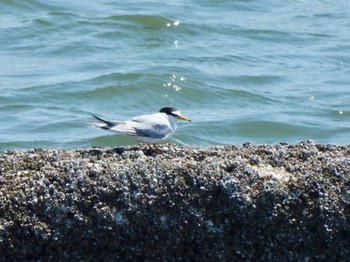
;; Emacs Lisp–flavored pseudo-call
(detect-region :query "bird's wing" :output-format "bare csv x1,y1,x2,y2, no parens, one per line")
133,123,171,139
127,113,172,139
130,112,158,123
89,115,129,133
91,115,123,126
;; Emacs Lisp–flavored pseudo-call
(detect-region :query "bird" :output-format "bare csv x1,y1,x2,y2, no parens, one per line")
88,107,191,152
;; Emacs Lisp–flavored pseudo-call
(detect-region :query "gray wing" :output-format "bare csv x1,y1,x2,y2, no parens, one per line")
128,114,173,139
89,115,127,133
90,113,173,139
92,115,122,126
133,123,171,139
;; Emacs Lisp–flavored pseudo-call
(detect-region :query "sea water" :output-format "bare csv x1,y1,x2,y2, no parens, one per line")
1,0,350,151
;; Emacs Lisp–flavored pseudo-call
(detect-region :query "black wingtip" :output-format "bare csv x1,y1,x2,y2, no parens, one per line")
92,114,109,124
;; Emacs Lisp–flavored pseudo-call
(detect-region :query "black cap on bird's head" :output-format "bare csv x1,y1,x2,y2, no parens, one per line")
159,107,178,114
159,107,191,122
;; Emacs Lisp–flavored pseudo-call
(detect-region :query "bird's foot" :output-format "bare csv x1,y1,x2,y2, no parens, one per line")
148,144,163,154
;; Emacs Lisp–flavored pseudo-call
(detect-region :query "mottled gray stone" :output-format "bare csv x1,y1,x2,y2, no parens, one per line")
0,141,349,261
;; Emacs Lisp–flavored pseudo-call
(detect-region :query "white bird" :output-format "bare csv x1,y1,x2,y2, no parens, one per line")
88,107,191,151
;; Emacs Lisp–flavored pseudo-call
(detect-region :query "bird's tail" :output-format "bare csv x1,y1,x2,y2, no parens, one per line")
87,115,124,131
91,115,109,124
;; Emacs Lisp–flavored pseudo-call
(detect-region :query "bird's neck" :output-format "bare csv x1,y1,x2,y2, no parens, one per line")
167,115,178,130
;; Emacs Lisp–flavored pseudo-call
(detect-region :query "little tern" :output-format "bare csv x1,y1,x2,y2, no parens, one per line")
88,107,191,151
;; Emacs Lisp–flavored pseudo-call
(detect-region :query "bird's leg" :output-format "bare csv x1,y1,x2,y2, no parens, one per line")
148,144,163,154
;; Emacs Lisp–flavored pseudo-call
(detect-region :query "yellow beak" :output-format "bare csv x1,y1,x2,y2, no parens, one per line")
176,115,192,122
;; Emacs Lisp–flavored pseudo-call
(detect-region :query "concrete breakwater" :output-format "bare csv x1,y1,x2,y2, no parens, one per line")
0,141,349,261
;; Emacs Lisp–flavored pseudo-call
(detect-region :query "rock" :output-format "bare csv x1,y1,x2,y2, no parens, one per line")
0,141,349,261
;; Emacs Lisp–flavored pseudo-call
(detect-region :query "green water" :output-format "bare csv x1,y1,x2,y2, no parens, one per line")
1,0,350,151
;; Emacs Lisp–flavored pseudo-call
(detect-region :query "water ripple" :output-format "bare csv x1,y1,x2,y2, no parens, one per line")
1,0,350,150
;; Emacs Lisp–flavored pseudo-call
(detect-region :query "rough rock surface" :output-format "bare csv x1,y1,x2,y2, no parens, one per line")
0,141,349,261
